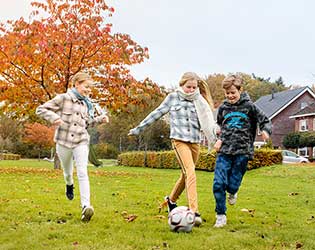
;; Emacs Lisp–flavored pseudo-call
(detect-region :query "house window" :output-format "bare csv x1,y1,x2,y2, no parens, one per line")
301,102,308,109
298,147,308,157
299,119,308,131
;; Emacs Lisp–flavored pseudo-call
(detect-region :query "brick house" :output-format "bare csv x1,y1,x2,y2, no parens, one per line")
289,102,315,158
254,86,315,153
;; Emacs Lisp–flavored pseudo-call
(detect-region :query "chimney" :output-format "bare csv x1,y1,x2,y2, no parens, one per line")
270,88,275,100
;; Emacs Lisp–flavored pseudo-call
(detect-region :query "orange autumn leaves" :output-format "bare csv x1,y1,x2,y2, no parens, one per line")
0,0,164,118
23,122,55,149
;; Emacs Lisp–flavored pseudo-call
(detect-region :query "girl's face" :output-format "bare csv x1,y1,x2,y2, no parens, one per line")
224,85,241,104
181,79,198,94
75,80,92,97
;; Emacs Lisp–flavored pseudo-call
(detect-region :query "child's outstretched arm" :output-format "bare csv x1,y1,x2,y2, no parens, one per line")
128,94,172,136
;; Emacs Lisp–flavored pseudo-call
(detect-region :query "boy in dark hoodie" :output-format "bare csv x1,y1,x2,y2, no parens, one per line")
212,74,272,228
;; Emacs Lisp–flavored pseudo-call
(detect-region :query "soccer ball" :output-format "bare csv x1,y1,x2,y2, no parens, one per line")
168,206,195,232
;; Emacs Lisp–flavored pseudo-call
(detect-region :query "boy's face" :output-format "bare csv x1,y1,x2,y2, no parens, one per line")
75,80,92,97
181,79,198,94
224,85,241,104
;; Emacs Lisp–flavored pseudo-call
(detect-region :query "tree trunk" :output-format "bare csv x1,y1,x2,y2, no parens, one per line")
54,152,61,169
38,148,41,161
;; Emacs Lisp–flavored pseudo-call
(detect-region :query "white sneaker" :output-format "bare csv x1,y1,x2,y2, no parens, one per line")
81,206,94,222
214,214,227,228
228,193,237,205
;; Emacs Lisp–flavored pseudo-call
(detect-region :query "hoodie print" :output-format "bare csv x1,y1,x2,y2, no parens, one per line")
224,111,249,129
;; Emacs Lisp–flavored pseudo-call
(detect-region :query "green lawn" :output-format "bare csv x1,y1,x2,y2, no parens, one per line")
0,159,315,250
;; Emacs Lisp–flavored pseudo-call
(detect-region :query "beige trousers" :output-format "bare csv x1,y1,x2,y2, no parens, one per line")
169,139,200,213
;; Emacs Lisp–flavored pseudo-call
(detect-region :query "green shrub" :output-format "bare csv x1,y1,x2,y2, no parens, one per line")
0,153,21,160
117,149,282,171
117,151,145,167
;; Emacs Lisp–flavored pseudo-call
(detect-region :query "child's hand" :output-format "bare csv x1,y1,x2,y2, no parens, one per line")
215,126,221,136
261,131,269,141
53,118,63,126
101,115,109,123
128,128,138,136
213,139,222,152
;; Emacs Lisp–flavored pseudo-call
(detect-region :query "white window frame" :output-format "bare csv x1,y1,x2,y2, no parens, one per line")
299,119,308,131
301,102,308,109
298,147,308,157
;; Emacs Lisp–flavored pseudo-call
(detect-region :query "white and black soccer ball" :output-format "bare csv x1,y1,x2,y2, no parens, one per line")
168,206,195,232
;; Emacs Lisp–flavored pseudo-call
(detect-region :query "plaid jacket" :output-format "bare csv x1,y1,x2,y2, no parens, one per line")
130,92,201,143
36,90,104,149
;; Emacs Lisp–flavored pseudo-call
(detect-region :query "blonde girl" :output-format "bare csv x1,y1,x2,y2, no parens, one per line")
36,72,108,222
129,72,216,226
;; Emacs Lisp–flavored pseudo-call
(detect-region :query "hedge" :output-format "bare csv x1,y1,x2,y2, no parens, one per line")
117,149,282,171
0,153,21,160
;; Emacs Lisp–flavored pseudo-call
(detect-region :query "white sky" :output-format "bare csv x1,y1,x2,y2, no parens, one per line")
1,0,315,88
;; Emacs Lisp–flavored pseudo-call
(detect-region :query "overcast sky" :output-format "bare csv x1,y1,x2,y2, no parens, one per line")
1,0,315,88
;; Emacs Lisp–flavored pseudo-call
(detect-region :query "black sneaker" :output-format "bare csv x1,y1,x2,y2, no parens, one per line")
194,212,202,227
66,184,74,200
81,206,94,222
165,196,177,213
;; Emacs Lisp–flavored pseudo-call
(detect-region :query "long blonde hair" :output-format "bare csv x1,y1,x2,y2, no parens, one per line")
179,72,214,109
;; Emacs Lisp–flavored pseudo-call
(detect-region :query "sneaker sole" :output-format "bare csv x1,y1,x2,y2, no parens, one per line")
194,217,202,227
81,207,94,222
213,223,226,228
66,194,74,200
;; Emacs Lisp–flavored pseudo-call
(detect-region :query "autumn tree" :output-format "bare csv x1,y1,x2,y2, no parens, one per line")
243,73,288,102
0,0,164,118
204,74,225,107
23,122,55,159
98,90,170,152
205,73,288,105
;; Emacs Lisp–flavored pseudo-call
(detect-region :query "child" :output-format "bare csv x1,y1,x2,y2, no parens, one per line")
128,72,217,226
36,72,109,222
212,74,271,227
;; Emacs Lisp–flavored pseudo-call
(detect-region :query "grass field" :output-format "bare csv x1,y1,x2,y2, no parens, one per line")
0,159,315,250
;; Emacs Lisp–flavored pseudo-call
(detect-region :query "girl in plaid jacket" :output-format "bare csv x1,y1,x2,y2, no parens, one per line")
36,72,108,222
128,72,217,226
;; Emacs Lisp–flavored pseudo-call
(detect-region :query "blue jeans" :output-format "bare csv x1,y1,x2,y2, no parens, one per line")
213,153,248,215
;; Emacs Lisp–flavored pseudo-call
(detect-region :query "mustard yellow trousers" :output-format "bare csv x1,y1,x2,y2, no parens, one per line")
169,139,200,213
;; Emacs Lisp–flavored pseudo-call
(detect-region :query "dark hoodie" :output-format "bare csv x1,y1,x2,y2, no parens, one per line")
216,92,272,158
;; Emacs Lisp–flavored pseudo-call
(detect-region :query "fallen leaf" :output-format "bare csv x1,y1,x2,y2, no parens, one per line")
121,211,128,217
296,241,303,249
288,192,299,196
163,242,169,248
154,215,166,220
125,214,137,222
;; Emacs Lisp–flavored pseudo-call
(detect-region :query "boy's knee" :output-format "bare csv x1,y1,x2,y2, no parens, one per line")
213,181,224,192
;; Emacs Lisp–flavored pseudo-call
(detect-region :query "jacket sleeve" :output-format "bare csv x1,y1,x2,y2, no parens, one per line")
215,106,224,139
253,104,272,135
36,95,63,124
129,94,172,135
